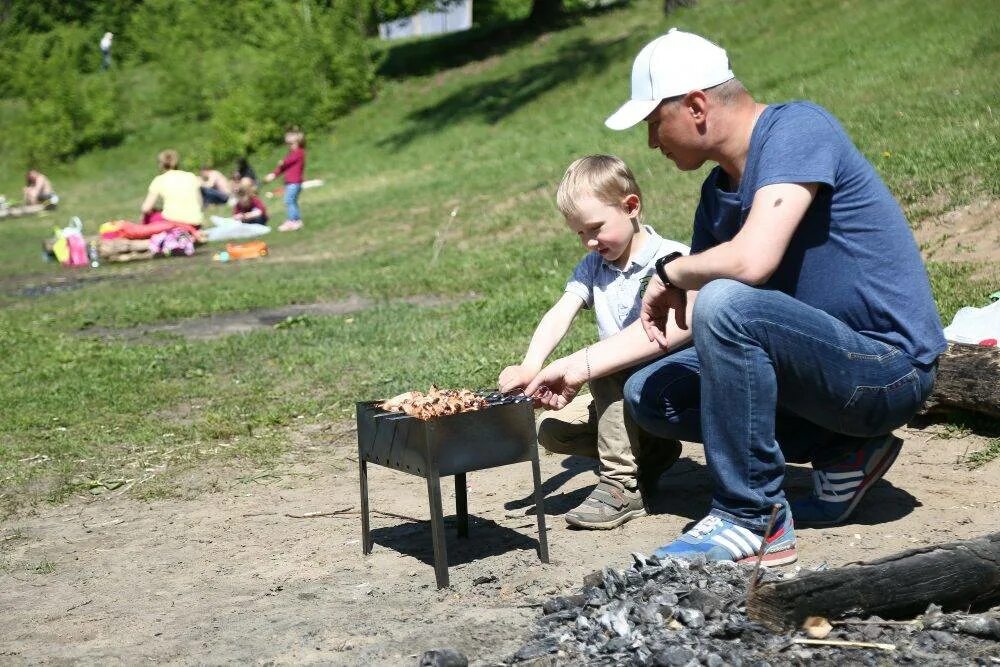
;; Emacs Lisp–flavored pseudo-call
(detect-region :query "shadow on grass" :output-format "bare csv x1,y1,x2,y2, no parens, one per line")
376,3,629,80
378,32,633,147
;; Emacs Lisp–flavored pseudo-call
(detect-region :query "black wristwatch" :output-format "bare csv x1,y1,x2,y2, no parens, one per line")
655,251,684,287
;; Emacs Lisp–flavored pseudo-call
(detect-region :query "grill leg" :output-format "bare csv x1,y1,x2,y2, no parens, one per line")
427,470,450,588
531,456,550,563
359,458,372,555
455,473,468,538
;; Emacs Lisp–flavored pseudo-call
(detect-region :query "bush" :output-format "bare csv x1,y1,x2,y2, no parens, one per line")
207,0,377,163
8,26,125,163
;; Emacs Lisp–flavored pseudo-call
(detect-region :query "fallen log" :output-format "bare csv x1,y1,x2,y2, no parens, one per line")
921,342,1000,419
747,532,1000,631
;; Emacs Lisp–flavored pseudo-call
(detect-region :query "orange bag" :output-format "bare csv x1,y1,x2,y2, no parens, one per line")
226,241,268,260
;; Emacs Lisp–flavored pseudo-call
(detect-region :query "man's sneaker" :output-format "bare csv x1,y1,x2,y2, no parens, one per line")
637,437,682,502
278,219,303,232
565,477,645,530
791,434,903,527
653,505,797,566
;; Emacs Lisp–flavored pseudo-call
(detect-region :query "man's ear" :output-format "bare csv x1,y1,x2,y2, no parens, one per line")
683,90,709,122
622,193,641,218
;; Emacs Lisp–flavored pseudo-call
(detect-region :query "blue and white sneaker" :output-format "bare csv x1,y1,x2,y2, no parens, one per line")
791,434,903,527
653,505,797,566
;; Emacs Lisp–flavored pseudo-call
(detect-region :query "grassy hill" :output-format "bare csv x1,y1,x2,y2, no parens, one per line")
0,0,997,514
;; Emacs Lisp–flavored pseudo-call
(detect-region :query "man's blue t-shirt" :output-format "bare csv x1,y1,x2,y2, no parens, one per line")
692,101,946,366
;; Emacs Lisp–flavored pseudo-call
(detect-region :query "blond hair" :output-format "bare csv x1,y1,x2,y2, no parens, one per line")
556,154,643,223
157,149,179,171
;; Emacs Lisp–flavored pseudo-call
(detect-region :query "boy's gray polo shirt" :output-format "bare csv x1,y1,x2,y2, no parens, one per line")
565,225,690,340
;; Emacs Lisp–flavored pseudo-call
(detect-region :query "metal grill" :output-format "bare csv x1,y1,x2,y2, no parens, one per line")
357,391,549,588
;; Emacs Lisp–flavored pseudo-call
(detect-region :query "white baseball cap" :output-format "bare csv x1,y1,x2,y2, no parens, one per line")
605,28,734,131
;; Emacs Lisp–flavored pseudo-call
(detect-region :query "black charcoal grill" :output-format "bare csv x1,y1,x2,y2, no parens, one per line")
357,391,549,588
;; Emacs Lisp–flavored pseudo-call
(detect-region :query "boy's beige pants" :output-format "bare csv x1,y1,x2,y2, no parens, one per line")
536,370,645,489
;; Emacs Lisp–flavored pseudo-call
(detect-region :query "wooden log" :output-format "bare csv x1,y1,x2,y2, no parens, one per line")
747,532,1000,631
921,342,1000,419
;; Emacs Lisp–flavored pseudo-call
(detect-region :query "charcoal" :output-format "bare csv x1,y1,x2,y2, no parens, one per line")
509,556,999,666
583,586,608,607
652,592,680,606
859,623,883,641
652,646,695,666
703,653,726,667
677,608,705,629
539,610,577,626
513,637,558,662
541,594,585,615
597,600,630,637
955,614,1000,639
602,567,627,597
682,589,722,617
604,635,630,652
625,569,645,590
419,648,468,667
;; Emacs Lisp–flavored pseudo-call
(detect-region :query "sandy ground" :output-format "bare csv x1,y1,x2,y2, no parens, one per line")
3,198,998,664
2,419,998,665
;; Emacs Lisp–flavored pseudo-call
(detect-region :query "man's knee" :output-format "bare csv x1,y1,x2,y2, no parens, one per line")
692,278,753,332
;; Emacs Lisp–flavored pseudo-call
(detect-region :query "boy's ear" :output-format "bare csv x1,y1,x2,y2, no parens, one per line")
622,193,641,218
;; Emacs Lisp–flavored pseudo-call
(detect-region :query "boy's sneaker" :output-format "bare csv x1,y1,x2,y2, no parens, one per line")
278,219,303,232
791,434,903,527
653,505,797,566
565,477,645,530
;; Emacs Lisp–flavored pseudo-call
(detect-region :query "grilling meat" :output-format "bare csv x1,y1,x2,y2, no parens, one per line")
379,386,488,420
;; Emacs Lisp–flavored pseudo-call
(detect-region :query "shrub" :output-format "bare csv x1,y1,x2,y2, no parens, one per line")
9,26,125,163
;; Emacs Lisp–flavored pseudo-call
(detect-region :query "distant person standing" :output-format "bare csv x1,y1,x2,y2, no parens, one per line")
23,170,58,207
141,149,204,226
264,129,306,232
100,32,114,71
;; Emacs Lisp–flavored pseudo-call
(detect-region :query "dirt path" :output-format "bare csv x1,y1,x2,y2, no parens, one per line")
2,422,998,665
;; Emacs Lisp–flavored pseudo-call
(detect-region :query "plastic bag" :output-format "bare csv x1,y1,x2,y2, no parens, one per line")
203,215,271,243
943,300,1000,344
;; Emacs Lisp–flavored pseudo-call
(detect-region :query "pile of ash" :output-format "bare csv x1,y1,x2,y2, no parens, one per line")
504,553,999,666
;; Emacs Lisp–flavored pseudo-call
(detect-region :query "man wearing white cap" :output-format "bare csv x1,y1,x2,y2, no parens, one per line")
527,29,945,564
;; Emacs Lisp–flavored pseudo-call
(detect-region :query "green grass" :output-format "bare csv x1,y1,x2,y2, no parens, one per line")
1,0,998,516
965,439,1000,469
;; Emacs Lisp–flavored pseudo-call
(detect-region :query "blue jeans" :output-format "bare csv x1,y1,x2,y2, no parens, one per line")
284,182,302,221
201,187,229,206
624,279,936,532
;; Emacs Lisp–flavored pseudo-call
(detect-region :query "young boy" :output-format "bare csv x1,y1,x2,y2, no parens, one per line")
498,155,689,529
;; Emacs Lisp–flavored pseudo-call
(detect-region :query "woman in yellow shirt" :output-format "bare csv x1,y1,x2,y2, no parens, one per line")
141,149,204,226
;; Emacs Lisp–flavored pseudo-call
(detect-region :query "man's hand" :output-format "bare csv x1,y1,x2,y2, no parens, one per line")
497,364,538,394
264,173,275,184
524,353,588,410
640,276,688,347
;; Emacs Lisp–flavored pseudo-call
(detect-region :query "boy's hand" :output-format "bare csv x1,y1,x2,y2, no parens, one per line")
497,364,537,394
264,173,275,184
524,353,587,410
640,276,687,348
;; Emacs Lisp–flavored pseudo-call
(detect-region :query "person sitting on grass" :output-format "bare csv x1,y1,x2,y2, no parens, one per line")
498,155,689,530
232,182,268,225
23,170,58,207
264,129,306,232
526,30,944,565
141,149,204,227
200,165,233,206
